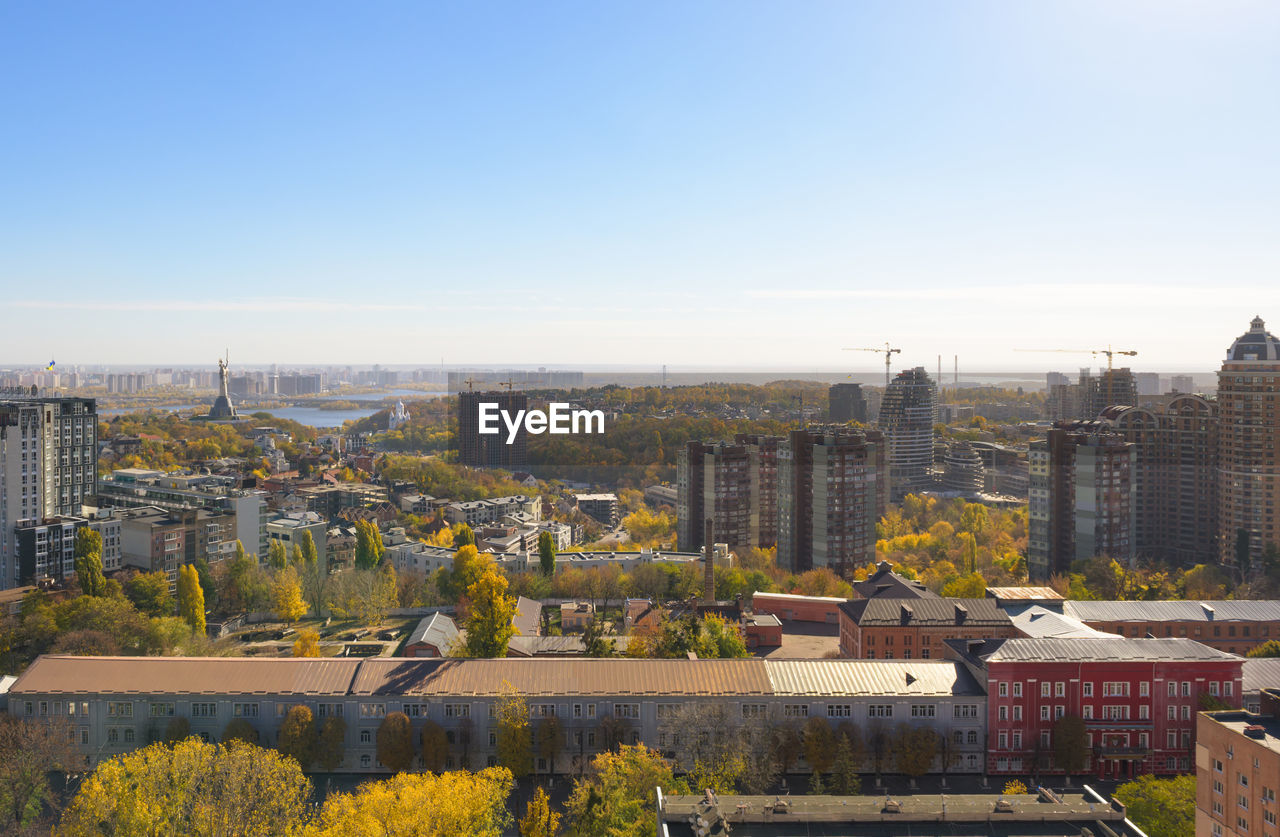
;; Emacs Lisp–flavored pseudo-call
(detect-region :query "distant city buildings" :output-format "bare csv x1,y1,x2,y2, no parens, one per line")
878,367,936,500
676,435,778,554
827,382,867,423
1170,374,1195,393
573,493,619,527
455,391,528,470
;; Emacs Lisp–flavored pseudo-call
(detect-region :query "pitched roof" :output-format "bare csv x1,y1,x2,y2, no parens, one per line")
1243,658,1280,695
405,613,458,652
764,660,983,697
1010,606,1111,640
852,562,939,600
840,597,1011,628
951,637,1244,664
1063,600,1280,623
513,596,541,636
10,656,362,696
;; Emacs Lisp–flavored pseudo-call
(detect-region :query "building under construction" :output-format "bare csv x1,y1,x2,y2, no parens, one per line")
878,367,937,500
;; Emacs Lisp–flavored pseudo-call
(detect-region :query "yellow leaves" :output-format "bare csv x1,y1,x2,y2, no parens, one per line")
272,566,307,623
306,769,514,837
292,628,321,657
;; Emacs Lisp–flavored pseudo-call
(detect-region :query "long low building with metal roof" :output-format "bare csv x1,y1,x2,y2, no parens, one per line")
1062,599,1280,655
9,655,988,775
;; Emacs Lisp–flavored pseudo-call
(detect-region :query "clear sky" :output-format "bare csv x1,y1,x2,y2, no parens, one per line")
2,1,1278,372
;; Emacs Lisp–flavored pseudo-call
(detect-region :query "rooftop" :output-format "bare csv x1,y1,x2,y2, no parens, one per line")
1203,709,1280,757
840,598,1011,628
1009,606,1112,640
1244,658,1280,695
950,637,1244,664
1063,599,1280,623
985,586,1064,602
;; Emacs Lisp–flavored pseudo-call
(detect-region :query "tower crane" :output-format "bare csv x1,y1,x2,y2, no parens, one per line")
844,343,902,388
1014,345,1139,410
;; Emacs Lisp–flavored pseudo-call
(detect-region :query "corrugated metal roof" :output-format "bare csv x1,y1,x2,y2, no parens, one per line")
841,597,1012,627
986,586,1064,601
405,613,458,650
976,638,1243,663
10,656,363,696
1243,658,1280,694
349,658,775,697
513,596,541,636
1063,600,1280,623
765,660,983,697
1010,606,1112,639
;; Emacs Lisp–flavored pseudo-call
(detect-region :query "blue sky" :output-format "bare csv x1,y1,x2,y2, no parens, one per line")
2,1,1278,371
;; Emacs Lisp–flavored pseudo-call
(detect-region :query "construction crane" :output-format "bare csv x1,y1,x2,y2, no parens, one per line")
844,343,902,388
461,377,478,392
1014,345,1139,411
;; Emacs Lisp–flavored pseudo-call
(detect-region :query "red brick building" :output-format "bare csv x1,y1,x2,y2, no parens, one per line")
947,637,1243,781
837,597,1017,659
751,592,844,624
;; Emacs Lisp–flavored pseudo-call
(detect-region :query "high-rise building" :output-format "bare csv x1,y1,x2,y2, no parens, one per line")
777,428,888,576
1134,372,1161,396
1107,395,1219,566
1170,374,1195,394
456,391,528,470
1082,367,1138,418
677,434,781,554
1218,316,1280,569
878,367,936,500
1027,422,1136,580
827,383,867,424
941,441,985,493
0,396,98,589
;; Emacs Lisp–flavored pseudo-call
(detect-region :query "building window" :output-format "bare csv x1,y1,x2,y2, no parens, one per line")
1040,706,1050,721
360,730,372,744
149,703,175,718
233,703,259,718
1055,682,1065,698
191,703,217,718
867,705,893,718
445,704,470,718
613,704,640,720
741,704,766,720
910,705,935,719
1082,682,1093,698
1168,681,1177,697
783,704,808,718
1013,682,1022,698
1140,681,1150,697
998,682,1007,697
827,704,852,718
1041,682,1051,698
954,704,978,719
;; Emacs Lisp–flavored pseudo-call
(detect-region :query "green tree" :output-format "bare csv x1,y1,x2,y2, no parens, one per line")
832,733,861,794
940,571,987,599
299,530,319,567
165,716,192,745
291,543,305,565
803,716,837,777
58,738,311,837
453,523,476,549
222,719,259,745
314,716,347,771
538,531,557,577
278,705,316,769
420,720,448,773
463,569,518,657
1248,640,1280,658
177,563,207,635
268,539,288,570
495,684,533,778
126,570,174,617
193,557,218,613
1052,715,1089,776
376,712,414,773
564,745,689,837
0,716,75,831
582,617,616,657
519,786,560,837
73,528,106,597
354,519,385,570
1114,774,1196,837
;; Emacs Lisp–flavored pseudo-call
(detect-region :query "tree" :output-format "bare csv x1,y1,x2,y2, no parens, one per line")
867,721,891,781
1053,715,1089,776
463,568,518,657
58,738,311,837
1248,640,1280,658
565,745,689,837
1236,528,1253,578
453,523,476,548
299,530,319,567
520,786,561,837
177,563,207,635
534,716,563,775
165,716,192,745
832,733,861,795
598,714,630,753
291,543,305,565
894,723,938,781
308,768,513,837
314,716,346,771
582,617,616,657
354,519,385,570
538,531,557,577
803,716,837,777
1114,774,1196,837
272,566,307,623
940,571,987,599
420,720,448,773
125,570,173,617
73,528,106,597
0,716,75,831
222,719,259,745
268,539,288,570
193,557,219,614
496,684,533,778
278,705,316,769
771,722,804,776
292,628,321,657
440,544,493,603
376,712,414,773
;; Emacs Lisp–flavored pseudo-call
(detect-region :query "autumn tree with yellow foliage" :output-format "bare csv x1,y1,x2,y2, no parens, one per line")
272,566,307,623
306,768,513,837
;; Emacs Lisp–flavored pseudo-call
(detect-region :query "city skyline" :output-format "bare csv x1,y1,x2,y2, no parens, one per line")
3,3,1279,367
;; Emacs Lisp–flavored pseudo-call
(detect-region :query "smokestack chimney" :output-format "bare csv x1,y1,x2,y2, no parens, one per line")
704,518,715,604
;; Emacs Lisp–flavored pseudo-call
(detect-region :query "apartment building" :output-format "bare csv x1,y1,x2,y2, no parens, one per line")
878,367,936,500
777,428,888,576
1196,689,1280,837
0,396,98,589
948,637,1243,780
13,510,122,583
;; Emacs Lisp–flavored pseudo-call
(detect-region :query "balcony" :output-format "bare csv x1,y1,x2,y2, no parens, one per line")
1094,745,1151,760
